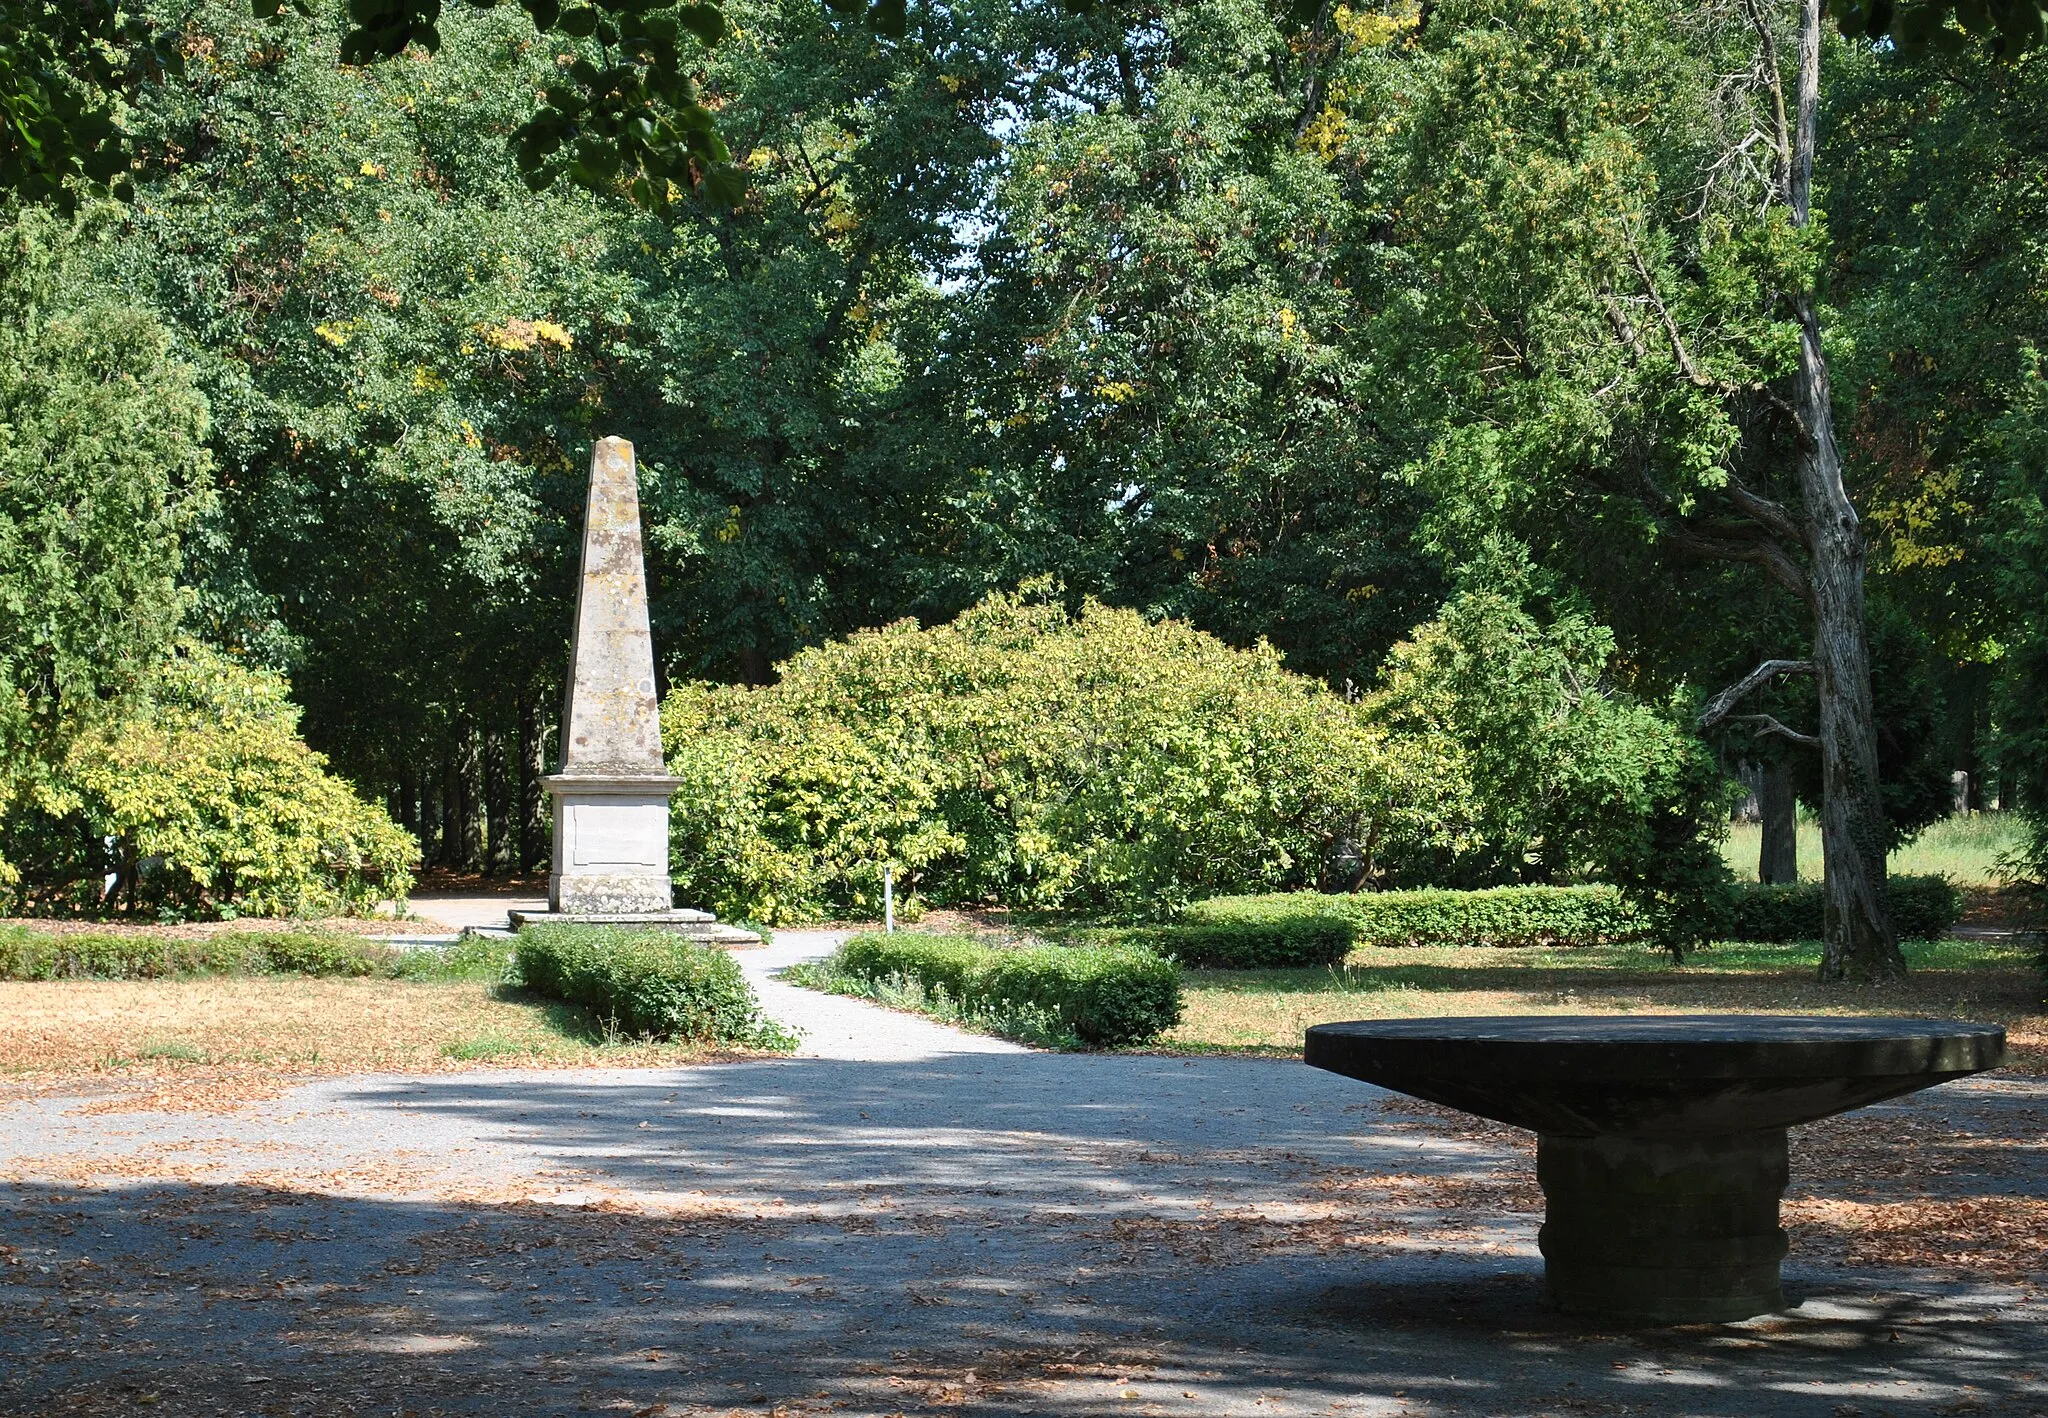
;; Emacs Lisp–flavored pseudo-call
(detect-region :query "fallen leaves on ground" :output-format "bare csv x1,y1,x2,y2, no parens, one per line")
0,977,748,1096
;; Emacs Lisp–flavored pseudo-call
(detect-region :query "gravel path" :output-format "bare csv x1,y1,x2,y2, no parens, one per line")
740,930,1028,1061
2,932,2043,1417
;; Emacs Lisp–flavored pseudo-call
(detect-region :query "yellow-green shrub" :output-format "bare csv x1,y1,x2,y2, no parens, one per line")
663,588,1404,924
2,645,418,918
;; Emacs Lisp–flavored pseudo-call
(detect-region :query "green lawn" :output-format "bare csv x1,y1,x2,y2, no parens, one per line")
1722,810,2024,886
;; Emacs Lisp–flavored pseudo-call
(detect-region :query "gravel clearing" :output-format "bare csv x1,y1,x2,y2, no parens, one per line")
1,930,2043,1417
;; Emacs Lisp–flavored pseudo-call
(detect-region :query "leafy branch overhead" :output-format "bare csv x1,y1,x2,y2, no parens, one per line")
252,0,741,206
250,0,906,208
1827,0,2048,53
0,3,183,209
0,0,907,215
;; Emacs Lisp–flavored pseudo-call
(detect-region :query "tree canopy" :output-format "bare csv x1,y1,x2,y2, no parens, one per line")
4,0,2048,951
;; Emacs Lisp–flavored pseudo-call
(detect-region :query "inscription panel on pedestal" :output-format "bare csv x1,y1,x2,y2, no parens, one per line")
569,802,667,867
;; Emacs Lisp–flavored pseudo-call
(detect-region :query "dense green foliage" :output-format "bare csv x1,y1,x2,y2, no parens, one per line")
1365,589,1734,950
1820,41,2048,883
1,646,417,918
817,933,1184,1047
664,586,1730,930
0,206,208,811
513,924,792,1045
0,924,398,979
1065,919,1356,970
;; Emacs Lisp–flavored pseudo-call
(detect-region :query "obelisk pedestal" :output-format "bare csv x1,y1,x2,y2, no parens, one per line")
509,437,758,946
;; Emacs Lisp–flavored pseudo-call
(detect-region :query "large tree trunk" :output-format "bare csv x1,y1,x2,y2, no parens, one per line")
484,724,512,877
518,691,547,876
1758,760,1799,885
455,727,485,873
1790,0,1902,981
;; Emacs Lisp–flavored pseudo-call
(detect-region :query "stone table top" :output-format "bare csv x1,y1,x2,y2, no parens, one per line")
1304,1014,2006,1137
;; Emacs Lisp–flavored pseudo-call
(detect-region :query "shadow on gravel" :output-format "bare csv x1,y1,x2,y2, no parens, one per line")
3,1059,2043,1417
5,1177,2043,1418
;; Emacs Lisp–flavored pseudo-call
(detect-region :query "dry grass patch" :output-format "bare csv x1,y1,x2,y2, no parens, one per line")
0,975,730,1094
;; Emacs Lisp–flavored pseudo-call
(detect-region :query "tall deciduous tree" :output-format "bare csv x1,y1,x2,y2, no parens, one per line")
1320,0,2025,981
0,205,210,822
958,0,1445,679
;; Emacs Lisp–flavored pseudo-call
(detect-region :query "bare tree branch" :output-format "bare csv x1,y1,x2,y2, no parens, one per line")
1698,658,1816,730
1662,519,1814,603
1732,712,1820,748
1736,0,1792,205
1724,477,1810,550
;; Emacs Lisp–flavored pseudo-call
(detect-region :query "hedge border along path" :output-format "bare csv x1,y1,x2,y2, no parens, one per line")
800,933,1183,1049
1177,877,1966,951
513,925,796,1049
0,925,404,980
1062,918,1356,969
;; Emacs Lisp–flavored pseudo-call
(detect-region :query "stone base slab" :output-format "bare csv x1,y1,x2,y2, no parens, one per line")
509,909,763,948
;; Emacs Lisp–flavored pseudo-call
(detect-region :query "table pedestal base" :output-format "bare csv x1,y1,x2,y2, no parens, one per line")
1537,1129,1789,1324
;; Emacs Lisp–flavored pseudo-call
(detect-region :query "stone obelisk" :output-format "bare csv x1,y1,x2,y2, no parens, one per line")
510,437,757,944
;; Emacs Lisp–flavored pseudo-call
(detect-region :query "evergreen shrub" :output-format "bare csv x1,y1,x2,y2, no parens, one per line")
822,934,1183,1047
513,925,792,1047
1067,918,1356,968
1182,875,1965,949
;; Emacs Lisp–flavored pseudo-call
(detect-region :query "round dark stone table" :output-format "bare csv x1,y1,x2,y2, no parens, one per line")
1304,1015,2006,1324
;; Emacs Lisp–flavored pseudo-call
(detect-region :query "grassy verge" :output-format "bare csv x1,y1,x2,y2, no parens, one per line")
1160,936,2046,1068
1724,810,2024,886
0,929,787,1086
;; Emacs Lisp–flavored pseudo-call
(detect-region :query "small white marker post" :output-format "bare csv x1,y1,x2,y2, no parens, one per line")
883,865,895,933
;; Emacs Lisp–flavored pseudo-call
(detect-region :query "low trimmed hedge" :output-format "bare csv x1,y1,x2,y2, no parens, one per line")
513,925,791,1047
1066,918,1355,969
1181,885,1641,949
1180,875,1966,950
824,934,1182,1047
1726,875,1965,943
0,926,398,980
